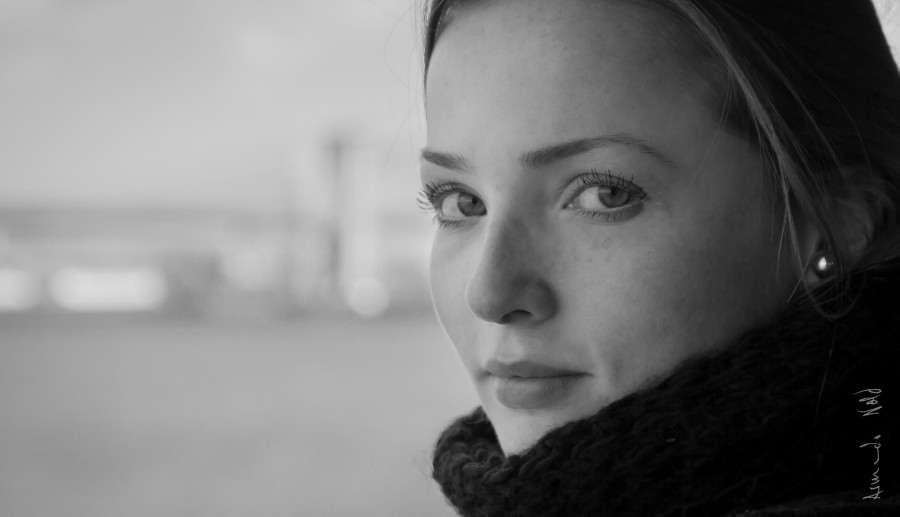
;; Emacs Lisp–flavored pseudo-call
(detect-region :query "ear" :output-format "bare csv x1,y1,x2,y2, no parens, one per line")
800,174,874,288
828,194,872,260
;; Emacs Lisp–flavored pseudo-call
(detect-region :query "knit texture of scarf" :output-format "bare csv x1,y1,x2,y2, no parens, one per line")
432,265,900,517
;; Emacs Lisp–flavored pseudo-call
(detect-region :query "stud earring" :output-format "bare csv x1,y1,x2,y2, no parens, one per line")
811,251,836,279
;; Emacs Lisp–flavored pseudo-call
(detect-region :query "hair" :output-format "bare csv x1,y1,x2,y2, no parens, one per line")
420,0,900,318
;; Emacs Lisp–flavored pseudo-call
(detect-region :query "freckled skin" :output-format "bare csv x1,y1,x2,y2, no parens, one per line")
423,0,809,454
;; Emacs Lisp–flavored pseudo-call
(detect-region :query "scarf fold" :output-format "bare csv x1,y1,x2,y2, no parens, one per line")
433,266,900,517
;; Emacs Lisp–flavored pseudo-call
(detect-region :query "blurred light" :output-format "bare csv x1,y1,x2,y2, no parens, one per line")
0,267,40,312
346,276,389,318
49,267,167,312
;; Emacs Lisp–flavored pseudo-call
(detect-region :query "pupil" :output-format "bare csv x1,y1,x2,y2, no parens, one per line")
459,194,484,215
603,187,629,208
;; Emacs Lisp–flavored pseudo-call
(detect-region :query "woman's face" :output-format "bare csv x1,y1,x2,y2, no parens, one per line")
422,0,802,454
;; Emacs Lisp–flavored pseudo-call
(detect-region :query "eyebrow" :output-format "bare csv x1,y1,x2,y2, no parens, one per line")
420,133,677,171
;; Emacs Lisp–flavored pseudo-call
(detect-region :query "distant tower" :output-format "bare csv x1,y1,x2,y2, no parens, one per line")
325,133,347,306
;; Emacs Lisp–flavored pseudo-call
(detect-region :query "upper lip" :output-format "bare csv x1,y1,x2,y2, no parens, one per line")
485,359,585,379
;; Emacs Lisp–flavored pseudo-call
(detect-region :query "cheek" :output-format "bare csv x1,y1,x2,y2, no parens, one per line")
624,192,785,351
561,187,789,391
657,156,787,306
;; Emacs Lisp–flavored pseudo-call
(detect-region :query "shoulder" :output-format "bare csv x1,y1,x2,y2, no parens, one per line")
727,490,900,517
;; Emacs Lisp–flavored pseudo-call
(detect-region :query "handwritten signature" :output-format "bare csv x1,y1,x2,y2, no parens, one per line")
856,388,882,500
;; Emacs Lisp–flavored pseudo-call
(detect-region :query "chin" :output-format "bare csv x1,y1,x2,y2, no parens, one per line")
486,401,595,455
495,421,552,456
475,373,618,455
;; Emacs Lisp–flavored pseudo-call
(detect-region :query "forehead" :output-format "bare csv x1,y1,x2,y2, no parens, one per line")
425,0,723,155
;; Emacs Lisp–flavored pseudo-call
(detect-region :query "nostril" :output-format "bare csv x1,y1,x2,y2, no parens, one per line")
497,309,532,325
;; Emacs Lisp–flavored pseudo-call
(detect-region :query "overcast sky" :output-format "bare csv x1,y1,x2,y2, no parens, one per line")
0,0,898,210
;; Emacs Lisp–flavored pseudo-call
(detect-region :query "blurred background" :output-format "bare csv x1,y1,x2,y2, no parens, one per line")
0,1,898,516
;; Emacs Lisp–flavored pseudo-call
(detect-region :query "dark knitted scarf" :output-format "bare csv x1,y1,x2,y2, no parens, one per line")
432,265,900,517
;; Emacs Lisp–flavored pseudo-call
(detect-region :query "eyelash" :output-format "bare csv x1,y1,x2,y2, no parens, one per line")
417,169,648,228
576,169,645,197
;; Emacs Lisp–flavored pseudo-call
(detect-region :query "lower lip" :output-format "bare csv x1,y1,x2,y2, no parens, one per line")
493,375,586,410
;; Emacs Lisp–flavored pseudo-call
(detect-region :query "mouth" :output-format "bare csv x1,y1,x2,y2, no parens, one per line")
485,360,588,410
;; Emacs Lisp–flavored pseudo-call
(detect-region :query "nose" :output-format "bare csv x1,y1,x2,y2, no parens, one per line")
464,215,558,324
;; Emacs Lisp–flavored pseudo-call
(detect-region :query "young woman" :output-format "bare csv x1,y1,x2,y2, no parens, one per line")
417,0,900,515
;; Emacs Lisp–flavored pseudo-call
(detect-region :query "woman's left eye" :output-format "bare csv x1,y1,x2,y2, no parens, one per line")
571,185,632,210
563,170,647,222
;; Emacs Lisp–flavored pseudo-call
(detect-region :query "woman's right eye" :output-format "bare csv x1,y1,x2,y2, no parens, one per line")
438,192,486,220
418,182,486,228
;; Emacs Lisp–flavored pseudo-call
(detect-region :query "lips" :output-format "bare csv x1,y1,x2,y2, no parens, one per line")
485,360,588,410
485,359,584,379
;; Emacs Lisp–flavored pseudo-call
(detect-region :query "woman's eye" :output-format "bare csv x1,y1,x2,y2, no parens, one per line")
417,182,486,228
571,186,632,210
563,170,647,222
439,192,486,219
